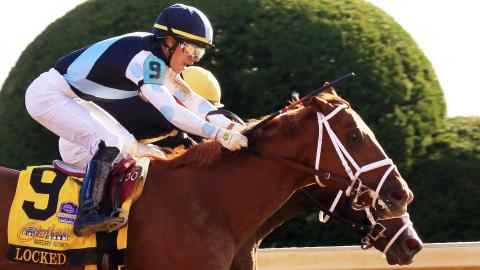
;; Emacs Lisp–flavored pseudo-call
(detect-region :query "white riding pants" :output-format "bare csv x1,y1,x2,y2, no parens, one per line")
57,101,164,168
59,137,164,168
25,68,139,165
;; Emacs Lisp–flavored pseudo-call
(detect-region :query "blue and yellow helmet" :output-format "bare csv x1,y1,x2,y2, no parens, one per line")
152,3,214,48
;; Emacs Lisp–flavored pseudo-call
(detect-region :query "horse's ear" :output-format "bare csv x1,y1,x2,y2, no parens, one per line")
305,96,335,114
316,82,339,97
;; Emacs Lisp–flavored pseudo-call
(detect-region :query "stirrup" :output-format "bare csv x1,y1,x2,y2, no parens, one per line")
74,214,126,236
106,208,128,232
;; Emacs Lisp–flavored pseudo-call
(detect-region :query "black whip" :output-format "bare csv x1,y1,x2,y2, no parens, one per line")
244,72,355,138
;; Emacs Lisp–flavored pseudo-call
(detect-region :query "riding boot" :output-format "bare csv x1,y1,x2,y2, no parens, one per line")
73,142,124,237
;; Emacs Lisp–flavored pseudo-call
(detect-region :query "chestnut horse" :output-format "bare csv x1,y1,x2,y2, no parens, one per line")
0,93,412,269
230,184,422,270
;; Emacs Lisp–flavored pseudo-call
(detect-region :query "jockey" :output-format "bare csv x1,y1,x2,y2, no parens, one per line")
24,3,247,237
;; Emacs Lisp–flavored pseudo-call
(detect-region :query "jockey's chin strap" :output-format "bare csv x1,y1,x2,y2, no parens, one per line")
313,104,397,211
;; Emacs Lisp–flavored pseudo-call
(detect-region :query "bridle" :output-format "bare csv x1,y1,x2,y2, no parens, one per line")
313,104,397,211
299,187,385,248
306,103,411,253
246,101,409,252
247,103,399,213
301,187,412,254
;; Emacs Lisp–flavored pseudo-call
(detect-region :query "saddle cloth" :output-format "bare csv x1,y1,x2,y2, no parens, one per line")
6,157,150,269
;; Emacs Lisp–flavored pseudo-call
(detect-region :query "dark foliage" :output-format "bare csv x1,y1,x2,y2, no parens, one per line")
0,0,444,170
1,0,469,247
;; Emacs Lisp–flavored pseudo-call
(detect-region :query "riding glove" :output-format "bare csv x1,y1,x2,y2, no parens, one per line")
228,122,247,132
215,128,248,151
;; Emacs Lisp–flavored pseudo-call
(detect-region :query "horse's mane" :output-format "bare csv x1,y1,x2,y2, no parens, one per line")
145,91,350,169
141,141,224,169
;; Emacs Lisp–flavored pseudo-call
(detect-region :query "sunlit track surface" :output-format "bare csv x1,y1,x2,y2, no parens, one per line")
258,242,480,270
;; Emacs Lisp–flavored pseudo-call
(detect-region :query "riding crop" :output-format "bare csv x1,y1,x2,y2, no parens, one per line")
244,72,356,138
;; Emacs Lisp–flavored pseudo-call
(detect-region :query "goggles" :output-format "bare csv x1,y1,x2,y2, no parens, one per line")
179,41,205,59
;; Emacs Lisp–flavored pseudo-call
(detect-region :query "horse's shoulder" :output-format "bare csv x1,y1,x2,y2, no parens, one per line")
0,166,19,179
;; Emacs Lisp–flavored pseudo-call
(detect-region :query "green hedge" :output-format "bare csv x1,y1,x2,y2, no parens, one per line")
407,117,480,242
0,0,458,246
0,0,444,170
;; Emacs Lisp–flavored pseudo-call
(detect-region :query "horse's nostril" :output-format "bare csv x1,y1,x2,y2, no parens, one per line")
391,190,407,201
405,238,422,253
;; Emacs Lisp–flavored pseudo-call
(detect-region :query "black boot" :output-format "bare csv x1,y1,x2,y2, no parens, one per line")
73,142,125,237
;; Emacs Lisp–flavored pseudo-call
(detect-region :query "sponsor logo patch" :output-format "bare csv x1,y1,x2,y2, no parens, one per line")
57,202,78,224
18,221,72,243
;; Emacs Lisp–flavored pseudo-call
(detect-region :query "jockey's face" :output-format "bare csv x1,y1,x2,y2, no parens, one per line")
163,37,201,73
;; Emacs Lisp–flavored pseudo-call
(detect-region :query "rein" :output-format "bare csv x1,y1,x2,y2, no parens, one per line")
245,148,351,189
299,187,385,249
299,188,372,235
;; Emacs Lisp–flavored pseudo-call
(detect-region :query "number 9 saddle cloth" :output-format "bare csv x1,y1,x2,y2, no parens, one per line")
6,157,150,269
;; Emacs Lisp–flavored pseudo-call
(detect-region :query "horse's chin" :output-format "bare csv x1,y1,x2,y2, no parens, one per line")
385,243,419,265
386,253,414,265
386,252,414,265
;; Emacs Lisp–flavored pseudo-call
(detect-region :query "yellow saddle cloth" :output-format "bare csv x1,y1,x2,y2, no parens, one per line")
7,157,150,269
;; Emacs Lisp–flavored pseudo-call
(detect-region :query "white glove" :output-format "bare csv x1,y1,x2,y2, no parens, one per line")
228,122,247,132
215,128,248,151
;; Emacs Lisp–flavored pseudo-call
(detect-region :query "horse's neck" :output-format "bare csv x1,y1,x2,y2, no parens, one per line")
252,187,318,240
142,138,315,248
209,152,313,247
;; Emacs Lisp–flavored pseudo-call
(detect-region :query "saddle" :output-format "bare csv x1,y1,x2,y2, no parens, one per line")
7,157,150,270
53,158,144,208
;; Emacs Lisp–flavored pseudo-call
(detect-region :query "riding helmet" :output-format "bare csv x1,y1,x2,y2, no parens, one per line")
152,3,214,48
181,66,223,108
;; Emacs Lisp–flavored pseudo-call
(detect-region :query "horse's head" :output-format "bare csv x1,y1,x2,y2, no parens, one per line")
298,89,412,218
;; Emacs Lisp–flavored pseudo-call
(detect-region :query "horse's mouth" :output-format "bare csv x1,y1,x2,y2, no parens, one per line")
385,237,423,265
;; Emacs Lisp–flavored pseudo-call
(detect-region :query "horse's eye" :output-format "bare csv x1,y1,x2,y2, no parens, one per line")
348,131,360,142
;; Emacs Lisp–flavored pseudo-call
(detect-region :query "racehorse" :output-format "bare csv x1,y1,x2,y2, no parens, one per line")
0,91,413,269
230,184,422,270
